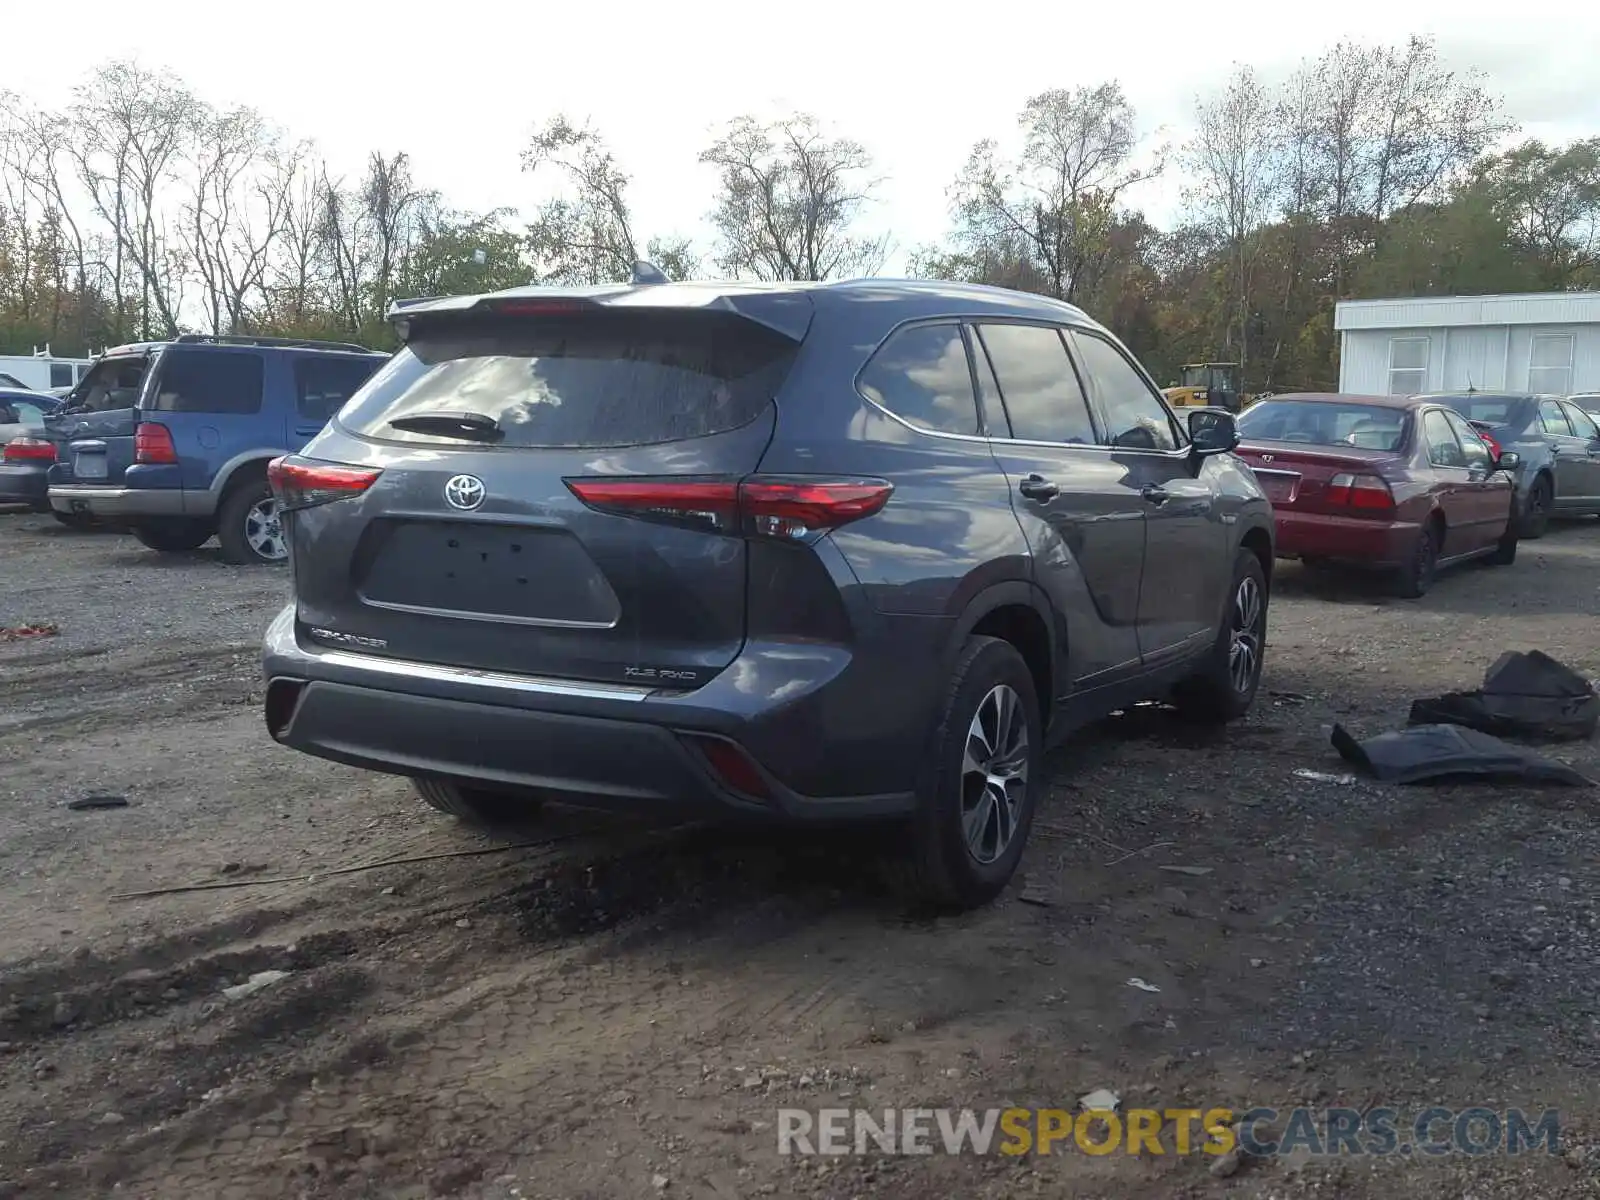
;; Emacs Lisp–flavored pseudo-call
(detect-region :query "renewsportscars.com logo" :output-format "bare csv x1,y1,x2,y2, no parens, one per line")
776,1106,1563,1158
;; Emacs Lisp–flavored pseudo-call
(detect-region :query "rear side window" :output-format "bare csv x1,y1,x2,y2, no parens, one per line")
338,312,798,449
975,323,1096,445
296,356,385,423
858,323,979,436
49,363,73,388
150,350,265,414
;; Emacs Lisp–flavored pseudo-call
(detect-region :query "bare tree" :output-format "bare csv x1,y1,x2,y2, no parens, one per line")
1185,68,1280,376
68,61,200,339
182,106,300,333
522,116,697,284
949,83,1163,302
700,113,887,281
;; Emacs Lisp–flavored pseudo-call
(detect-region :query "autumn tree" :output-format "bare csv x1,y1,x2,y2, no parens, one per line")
523,116,696,284
943,83,1163,304
700,113,887,281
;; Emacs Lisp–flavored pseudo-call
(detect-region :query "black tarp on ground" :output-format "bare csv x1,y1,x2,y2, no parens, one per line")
1332,722,1594,786
1407,650,1600,743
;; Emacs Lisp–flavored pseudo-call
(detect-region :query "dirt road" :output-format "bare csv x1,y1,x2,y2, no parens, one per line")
3,510,1599,1199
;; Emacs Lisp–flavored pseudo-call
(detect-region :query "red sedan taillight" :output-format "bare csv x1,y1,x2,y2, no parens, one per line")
3,437,56,462
1476,429,1502,458
1326,472,1396,516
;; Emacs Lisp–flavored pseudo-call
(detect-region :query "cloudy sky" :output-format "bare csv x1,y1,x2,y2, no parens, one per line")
8,0,1599,272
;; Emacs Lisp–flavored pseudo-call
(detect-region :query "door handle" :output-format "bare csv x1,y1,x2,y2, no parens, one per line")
1018,474,1059,501
1140,483,1170,505
294,426,323,437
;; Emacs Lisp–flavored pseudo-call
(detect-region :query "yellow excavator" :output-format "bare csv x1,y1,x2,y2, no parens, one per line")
1163,362,1254,414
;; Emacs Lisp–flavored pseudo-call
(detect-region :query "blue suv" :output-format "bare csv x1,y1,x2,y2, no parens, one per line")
46,335,388,563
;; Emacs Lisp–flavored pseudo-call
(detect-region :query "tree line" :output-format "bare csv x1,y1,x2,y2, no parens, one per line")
2,36,1597,392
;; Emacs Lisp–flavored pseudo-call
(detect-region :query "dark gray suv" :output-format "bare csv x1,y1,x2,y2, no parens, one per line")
262,273,1274,909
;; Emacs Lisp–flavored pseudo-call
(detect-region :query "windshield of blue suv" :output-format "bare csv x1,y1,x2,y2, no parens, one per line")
1237,399,1408,452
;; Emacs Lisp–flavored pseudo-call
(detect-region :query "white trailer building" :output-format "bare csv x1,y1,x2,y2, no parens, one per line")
1333,292,1600,396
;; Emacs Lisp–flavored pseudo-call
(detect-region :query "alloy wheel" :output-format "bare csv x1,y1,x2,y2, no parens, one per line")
244,498,287,562
960,684,1030,865
1229,575,1264,694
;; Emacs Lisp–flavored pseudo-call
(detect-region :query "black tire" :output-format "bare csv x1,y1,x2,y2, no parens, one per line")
52,510,94,529
1393,518,1442,598
217,475,286,565
1521,474,1553,539
898,635,1043,912
411,778,544,826
1172,549,1268,722
131,519,213,552
1486,517,1519,566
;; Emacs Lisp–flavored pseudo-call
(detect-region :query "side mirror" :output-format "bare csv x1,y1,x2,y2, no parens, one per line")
1494,450,1521,472
1189,408,1239,456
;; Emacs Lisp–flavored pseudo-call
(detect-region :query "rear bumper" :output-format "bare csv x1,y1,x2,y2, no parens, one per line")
261,606,924,822
1273,510,1417,565
47,485,188,520
0,463,49,507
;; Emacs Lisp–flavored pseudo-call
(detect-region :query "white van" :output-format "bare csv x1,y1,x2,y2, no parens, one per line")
0,349,97,393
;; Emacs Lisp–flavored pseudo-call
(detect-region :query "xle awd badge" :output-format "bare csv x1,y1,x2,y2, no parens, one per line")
443,474,486,511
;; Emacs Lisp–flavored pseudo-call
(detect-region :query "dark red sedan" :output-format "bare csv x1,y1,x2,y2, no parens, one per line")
1234,393,1522,597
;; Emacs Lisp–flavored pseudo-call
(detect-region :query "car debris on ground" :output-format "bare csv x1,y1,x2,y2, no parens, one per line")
1408,650,1599,742
1331,721,1594,786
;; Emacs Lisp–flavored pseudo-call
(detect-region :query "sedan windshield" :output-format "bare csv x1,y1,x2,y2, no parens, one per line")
1237,400,1407,451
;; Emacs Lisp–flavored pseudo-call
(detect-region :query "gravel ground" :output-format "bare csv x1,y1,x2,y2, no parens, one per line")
2,508,1600,1199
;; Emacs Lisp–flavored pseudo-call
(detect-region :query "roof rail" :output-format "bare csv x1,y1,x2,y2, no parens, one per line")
171,333,376,354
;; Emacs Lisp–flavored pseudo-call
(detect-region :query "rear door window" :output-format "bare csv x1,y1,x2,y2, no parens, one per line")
295,355,385,423
150,350,265,414
857,322,979,436
974,323,1096,445
338,311,798,449
70,357,150,413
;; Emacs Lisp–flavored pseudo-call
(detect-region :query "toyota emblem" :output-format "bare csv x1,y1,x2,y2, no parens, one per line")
443,474,486,511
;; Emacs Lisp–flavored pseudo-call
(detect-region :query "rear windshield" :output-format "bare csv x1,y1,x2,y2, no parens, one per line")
63,356,149,413
1433,395,1530,428
1238,400,1408,451
336,311,800,449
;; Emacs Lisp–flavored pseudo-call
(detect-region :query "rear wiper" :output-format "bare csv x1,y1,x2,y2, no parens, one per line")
387,411,505,442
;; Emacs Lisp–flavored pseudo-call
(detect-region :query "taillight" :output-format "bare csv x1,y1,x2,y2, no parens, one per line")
1326,472,1395,514
267,456,382,512
1476,429,1502,458
564,476,894,541
3,437,55,462
134,422,177,464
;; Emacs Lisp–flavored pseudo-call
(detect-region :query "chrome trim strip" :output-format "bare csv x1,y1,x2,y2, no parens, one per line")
1247,468,1301,481
310,647,662,702
359,597,619,630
